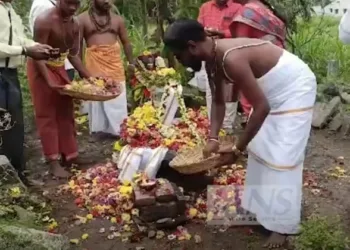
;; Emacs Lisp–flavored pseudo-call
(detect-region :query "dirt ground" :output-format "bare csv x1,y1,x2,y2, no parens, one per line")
23,126,350,250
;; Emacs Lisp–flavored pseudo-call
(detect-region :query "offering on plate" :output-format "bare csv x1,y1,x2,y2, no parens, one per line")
65,76,121,96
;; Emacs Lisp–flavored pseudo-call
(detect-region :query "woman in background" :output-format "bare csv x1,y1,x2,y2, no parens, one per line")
230,0,286,124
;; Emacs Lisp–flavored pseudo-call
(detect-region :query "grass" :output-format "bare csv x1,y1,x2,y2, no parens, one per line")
291,17,350,85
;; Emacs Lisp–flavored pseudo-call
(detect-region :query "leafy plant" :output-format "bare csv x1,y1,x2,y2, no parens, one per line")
294,215,350,250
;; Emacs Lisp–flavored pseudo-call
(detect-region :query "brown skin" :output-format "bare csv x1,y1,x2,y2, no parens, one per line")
78,0,134,76
33,0,91,178
33,0,91,88
174,37,287,248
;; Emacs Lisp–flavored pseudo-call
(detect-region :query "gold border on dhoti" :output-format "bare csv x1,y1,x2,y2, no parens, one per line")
269,106,314,115
248,149,299,170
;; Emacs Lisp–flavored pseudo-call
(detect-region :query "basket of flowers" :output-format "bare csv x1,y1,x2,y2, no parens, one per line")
169,136,236,174
59,77,122,101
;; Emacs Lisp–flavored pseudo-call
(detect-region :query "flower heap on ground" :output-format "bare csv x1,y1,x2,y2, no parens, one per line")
188,164,247,222
117,102,212,151
62,162,247,234
61,163,198,241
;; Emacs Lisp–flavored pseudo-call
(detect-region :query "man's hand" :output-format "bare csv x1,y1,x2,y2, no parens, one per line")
25,44,54,60
127,63,136,77
203,140,220,158
205,27,225,38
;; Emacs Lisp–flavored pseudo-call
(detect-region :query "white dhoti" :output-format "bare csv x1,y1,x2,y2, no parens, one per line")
241,50,317,234
88,82,128,136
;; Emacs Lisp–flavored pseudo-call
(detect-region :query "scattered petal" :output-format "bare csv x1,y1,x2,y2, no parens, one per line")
81,233,89,240
70,239,80,244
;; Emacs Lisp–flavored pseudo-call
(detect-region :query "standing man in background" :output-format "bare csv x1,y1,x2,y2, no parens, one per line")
230,0,286,125
0,0,54,183
339,5,350,44
197,0,241,133
29,0,76,81
78,0,134,138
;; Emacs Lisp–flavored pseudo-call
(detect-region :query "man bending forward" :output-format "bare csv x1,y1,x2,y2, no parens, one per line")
78,0,134,137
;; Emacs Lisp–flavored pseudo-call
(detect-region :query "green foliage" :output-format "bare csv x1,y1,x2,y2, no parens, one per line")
294,215,349,250
291,17,350,84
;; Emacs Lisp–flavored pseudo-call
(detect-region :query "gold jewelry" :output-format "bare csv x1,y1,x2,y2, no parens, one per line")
231,145,242,156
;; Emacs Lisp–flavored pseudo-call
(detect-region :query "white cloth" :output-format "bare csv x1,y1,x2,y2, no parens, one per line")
242,156,303,234
117,145,168,182
205,79,237,130
243,50,316,234
187,61,237,129
339,6,350,44
88,82,128,135
29,0,74,70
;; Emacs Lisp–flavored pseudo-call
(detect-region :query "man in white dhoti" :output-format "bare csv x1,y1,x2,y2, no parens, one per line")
29,0,75,81
164,20,316,248
339,5,350,44
78,0,133,137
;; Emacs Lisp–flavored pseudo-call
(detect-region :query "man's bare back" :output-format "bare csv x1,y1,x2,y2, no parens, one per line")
216,38,284,80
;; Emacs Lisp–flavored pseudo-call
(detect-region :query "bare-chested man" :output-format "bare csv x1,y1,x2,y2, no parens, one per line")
78,0,134,137
27,0,92,178
164,20,316,248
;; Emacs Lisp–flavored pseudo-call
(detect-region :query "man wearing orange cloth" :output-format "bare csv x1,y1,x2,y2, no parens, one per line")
27,0,92,178
78,0,134,137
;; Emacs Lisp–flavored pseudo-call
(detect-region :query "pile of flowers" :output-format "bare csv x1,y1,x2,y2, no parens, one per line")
187,164,246,221
118,102,211,151
65,77,121,96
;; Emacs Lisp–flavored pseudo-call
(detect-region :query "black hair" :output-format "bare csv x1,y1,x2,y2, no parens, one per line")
260,0,287,26
163,19,207,51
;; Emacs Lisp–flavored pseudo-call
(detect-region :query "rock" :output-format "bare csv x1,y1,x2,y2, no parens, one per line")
194,234,202,244
134,186,156,207
341,92,350,104
0,155,23,187
341,115,350,136
312,97,341,128
148,230,156,239
13,205,37,225
329,112,343,131
155,179,176,202
0,225,69,250
139,201,179,222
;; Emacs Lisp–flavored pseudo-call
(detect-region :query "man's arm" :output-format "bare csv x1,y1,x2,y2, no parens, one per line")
225,53,270,151
118,16,134,64
33,17,53,87
68,20,91,79
77,13,85,60
209,80,226,139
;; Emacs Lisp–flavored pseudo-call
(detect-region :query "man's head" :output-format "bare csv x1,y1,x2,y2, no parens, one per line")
93,0,112,12
164,19,209,72
58,0,80,17
215,0,229,6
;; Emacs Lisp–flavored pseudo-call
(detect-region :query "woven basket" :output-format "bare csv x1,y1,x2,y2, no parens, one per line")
59,89,120,101
170,135,236,175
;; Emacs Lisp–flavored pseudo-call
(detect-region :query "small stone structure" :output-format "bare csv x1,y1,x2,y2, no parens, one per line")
312,86,350,136
133,178,188,229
